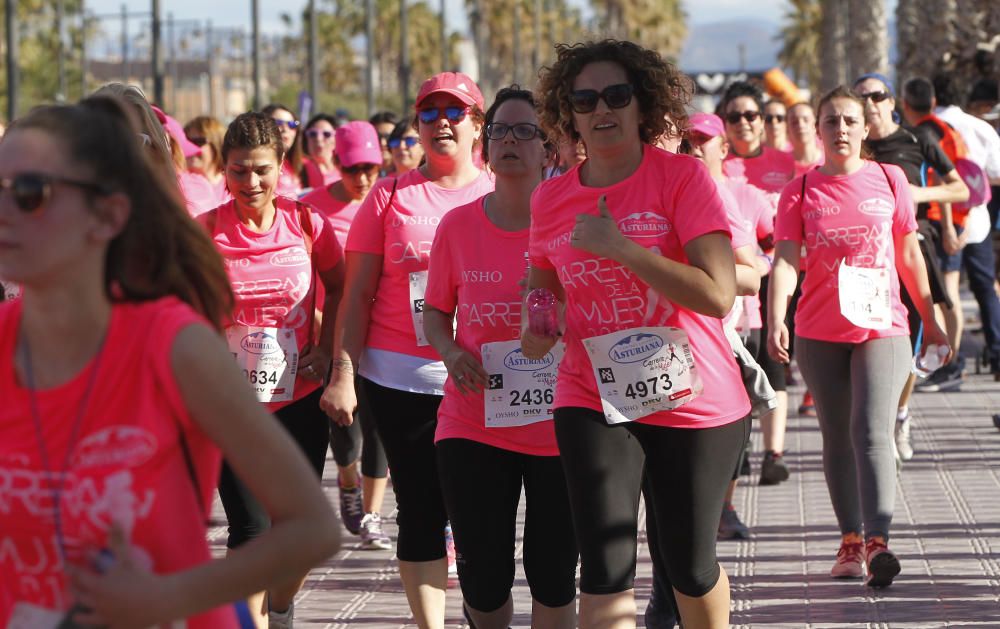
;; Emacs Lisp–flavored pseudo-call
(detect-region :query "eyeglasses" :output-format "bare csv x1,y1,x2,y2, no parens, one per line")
418,106,472,124
272,118,301,130
724,111,761,124
340,163,381,176
388,136,420,149
187,136,207,147
1,172,110,212
306,129,334,140
486,122,542,141
568,83,634,114
764,114,785,124
856,90,892,103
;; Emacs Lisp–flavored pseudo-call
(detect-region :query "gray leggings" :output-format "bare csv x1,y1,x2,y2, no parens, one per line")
797,335,910,540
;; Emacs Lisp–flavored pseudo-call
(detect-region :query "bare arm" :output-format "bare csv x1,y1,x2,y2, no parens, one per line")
895,231,952,360
734,244,762,297
424,306,488,394
300,261,345,379
909,169,969,205
766,240,801,363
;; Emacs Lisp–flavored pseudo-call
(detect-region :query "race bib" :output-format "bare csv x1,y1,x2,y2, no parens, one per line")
583,327,702,424
226,326,299,402
838,263,891,330
6,603,64,629
409,271,430,347
482,340,564,428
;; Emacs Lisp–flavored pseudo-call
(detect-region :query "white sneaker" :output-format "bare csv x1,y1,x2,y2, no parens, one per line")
268,602,294,629
359,513,393,551
895,415,913,461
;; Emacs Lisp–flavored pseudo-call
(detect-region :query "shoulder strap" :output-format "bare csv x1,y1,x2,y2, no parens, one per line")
295,201,315,258
175,419,209,525
875,161,897,201
797,173,808,213
204,207,218,236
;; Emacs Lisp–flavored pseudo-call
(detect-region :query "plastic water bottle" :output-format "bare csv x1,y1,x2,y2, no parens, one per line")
526,288,560,337
913,344,948,378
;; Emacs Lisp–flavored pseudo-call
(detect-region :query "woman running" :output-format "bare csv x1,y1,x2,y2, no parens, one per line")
320,72,493,628
200,112,346,627
387,119,425,176
300,121,392,550
302,113,341,188
424,86,578,629
767,86,950,588
185,115,232,209
262,104,306,198
0,96,338,628
524,40,751,629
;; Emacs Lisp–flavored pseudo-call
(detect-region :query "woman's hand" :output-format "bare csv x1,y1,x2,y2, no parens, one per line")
920,320,953,365
320,372,357,427
442,346,489,395
571,195,627,260
521,327,558,360
298,344,331,382
767,320,791,364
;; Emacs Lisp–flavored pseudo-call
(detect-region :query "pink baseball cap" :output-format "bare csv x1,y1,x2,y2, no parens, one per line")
151,105,201,158
687,113,725,139
335,121,383,168
415,72,484,110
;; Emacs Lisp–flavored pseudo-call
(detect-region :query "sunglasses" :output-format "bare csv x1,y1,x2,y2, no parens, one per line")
187,136,207,147
388,136,420,149
306,129,334,140
1,172,109,212
856,90,892,103
486,122,542,141
764,114,786,124
568,83,634,114
272,118,301,130
418,106,472,124
725,111,761,124
340,163,381,176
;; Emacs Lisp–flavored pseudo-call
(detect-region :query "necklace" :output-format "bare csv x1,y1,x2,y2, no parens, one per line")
21,328,108,563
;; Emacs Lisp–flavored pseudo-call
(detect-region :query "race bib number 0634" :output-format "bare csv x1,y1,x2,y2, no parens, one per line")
226,326,299,403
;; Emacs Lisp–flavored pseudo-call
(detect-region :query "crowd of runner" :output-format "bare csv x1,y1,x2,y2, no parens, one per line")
2,36,999,629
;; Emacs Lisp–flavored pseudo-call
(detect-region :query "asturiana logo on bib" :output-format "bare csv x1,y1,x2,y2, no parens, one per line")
503,348,554,372
270,246,309,267
618,212,671,237
857,197,893,217
608,332,664,364
241,331,282,355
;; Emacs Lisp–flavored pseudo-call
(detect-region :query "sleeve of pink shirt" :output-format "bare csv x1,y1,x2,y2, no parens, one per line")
885,164,918,236
670,158,732,246
774,174,805,243
425,211,460,315
345,178,394,255
305,205,345,272
528,183,556,270
751,186,775,240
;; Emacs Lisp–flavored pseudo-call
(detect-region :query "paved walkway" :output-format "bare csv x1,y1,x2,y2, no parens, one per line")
210,324,1000,627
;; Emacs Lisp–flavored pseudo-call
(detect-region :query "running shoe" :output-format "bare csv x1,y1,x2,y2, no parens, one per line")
865,536,901,588
759,450,790,485
359,512,392,550
717,503,750,540
798,391,816,417
993,413,1000,431
894,413,913,462
268,602,294,629
830,533,864,579
914,361,963,392
739,454,751,477
445,523,457,576
338,481,363,535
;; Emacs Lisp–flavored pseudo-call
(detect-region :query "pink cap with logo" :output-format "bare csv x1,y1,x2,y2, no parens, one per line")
687,113,726,139
415,72,484,110
335,121,383,168
151,105,201,158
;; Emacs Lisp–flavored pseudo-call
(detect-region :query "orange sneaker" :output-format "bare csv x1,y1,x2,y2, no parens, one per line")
830,533,864,579
798,391,816,417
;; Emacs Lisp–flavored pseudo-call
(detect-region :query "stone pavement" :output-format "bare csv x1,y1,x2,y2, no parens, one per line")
209,333,1000,627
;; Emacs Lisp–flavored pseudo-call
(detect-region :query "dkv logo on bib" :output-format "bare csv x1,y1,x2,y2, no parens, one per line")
608,332,665,364
503,347,556,372
240,331,284,355
618,212,671,238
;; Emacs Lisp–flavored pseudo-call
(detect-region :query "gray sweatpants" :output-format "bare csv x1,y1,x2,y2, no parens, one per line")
797,335,910,540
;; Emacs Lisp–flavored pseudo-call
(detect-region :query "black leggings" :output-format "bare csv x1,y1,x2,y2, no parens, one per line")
554,408,750,597
360,377,448,562
218,388,329,549
437,438,578,612
757,275,788,391
328,376,388,478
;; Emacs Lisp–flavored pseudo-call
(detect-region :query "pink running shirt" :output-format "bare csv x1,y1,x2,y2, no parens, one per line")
346,168,494,360
300,186,363,250
723,179,774,331
0,298,236,628
179,170,231,217
528,147,751,429
774,161,917,343
723,146,796,209
425,197,559,456
276,161,303,198
199,196,344,410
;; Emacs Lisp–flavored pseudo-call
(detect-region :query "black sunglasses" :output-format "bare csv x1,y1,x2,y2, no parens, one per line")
187,136,207,147
725,111,761,124
307,129,334,140
388,136,420,149
856,90,892,103
1,173,109,212
341,163,381,176
764,114,786,124
486,122,542,141
568,84,634,114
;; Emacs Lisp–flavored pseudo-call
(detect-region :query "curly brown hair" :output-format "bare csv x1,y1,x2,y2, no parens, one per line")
536,39,693,146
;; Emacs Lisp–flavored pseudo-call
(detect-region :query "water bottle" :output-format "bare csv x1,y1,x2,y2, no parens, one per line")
913,343,948,378
526,288,560,337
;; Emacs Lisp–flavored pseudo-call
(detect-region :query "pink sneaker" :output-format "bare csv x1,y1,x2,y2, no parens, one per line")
830,534,864,579
865,537,900,588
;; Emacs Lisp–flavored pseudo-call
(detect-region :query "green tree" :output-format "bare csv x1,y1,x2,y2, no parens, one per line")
590,0,687,61
777,0,821,95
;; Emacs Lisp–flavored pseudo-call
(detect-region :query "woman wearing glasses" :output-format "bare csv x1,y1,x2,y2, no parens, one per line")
387,120,425,176
320,72,492,628
524,40,750,629
0,96,339,628
184,116,232,211
302,114,342,189
262,104,306,198
423,86,578,629
762,100,792,152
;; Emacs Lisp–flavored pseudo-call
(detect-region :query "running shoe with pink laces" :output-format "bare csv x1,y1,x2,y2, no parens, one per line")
865,536,901,588
830,533,864,579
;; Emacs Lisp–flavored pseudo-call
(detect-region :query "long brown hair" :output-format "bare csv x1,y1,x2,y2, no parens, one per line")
11,96,234,330
261,103,302,177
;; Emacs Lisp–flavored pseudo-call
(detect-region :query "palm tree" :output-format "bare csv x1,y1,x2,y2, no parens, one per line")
894,0,956,87
818,0,847,92
591,0,686,61
846,0,889,82
777,0,821,95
